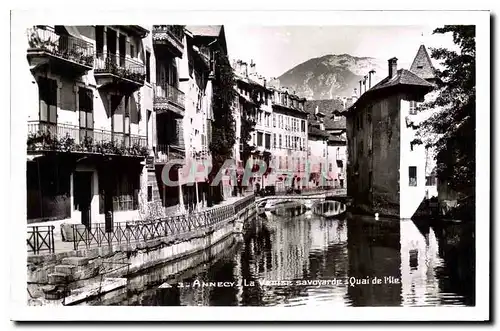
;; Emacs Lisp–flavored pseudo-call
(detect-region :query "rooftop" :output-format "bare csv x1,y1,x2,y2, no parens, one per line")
185,25,222,37
409,44,437,81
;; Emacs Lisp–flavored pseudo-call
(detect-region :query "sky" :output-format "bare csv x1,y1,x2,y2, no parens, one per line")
224,25,458,78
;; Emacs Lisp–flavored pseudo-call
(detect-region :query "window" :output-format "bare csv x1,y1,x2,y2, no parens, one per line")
146,50,151,83
409,166,417,186
273,133,276,148
38,77,57,124
265,133,271,149
95,26,104,57
409,101,417,115
257,132,263,147
147,185,153,202
272,114,276,127
279,134,282,148
426,175,437,186
329,163,333,171
78,88,94,140
130,43,135,58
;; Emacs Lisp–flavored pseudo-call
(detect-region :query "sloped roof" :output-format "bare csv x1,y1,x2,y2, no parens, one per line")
305,99,347,131
186,25,222,37
370,68,434,92
324,116,346,130
328,134,346,144
308,126,330,138
410,45,436,80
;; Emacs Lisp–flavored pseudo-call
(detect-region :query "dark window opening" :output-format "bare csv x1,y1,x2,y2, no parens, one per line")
38,77,57,123
409,166,417,186
146,50,151,83
147,185,153,202
95,26,104,58
79,88,94,141
409,101,418,115
425,175,437,186
264,133,271,149
257,132,263,147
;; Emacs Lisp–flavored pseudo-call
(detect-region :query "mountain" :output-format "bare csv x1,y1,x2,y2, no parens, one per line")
277,54,391,100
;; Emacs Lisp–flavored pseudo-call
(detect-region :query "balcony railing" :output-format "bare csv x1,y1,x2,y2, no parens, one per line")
94,53,146,84
155,144,185,163
27,26,94,68
152,25,184,50
153,83,185,113
27,121,149,157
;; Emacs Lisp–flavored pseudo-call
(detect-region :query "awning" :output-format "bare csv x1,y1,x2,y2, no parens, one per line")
63,26,83,39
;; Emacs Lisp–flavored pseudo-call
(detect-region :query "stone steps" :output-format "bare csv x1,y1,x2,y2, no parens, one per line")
47,272,72,285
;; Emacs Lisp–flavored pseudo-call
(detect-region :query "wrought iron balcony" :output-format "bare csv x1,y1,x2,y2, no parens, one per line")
155,144,185,164
153,83,185,116
152,25,184,58
94,52,146,89
26,26,94,73
27,121,149,157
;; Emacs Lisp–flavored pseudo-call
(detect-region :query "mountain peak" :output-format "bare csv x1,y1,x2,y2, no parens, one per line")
278,53,386,100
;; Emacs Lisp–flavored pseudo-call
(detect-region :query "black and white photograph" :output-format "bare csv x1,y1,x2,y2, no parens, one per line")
8,8,490,322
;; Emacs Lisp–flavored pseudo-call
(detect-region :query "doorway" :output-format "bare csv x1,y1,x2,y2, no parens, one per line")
74,171,93,228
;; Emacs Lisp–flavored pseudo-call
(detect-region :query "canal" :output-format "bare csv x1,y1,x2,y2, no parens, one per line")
107,203,475,307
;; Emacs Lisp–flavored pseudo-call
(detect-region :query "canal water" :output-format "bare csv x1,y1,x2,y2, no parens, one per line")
113,203,475,307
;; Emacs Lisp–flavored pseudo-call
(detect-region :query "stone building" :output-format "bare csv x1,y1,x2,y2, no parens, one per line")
345,45,438,219
25,25,153,229
232,67,308,193
268,81,309,192
305,99,349,189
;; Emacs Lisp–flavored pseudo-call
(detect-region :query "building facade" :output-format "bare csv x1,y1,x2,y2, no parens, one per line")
268,82,309,192
305,99,350,189
25,25,153,229
345,45,438,219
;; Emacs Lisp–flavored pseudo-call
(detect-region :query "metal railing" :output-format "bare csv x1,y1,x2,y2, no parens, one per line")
27,26,94,68
27,225,55,254
94,52,145,84
27,121,148,153
153,83,185,109
72,195,255,250
155,144,185,163
152,25,184,46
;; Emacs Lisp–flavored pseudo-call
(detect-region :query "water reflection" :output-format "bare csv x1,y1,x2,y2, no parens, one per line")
116,205,475,307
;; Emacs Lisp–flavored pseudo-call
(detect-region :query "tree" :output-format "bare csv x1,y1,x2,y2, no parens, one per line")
209,50,237,202
420,25,475,198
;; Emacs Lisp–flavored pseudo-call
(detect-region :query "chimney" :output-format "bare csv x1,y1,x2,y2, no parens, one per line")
363,76,367,93
368,69,376,88
359,80,362,96
241,61,248,77
388,57,398,78
353,88,358,97
249,59,256,75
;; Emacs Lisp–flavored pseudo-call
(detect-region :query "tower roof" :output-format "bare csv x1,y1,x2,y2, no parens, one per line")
410,45,436,80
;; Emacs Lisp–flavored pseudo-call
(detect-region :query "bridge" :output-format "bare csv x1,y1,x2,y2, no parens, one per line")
256,189,348,211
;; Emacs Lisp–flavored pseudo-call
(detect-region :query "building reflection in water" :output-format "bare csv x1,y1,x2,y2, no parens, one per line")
120,206,474,307
346,215,402,306
400,219,443,306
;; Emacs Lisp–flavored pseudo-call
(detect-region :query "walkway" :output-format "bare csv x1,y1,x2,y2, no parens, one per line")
27,193,254,257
